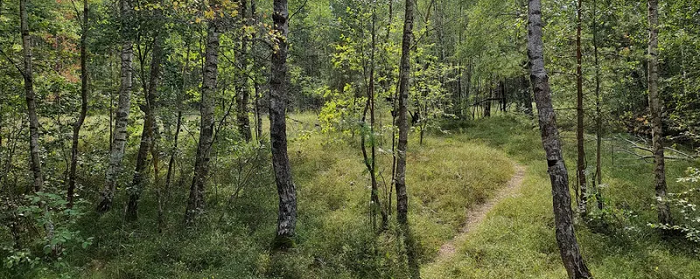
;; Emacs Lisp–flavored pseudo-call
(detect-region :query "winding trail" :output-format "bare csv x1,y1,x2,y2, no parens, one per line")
434,163,527,260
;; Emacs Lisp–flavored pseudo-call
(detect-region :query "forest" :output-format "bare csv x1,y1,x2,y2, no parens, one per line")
1,0,700,277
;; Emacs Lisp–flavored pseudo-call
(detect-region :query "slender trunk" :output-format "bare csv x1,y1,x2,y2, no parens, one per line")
396,0,419,277
501,79,507,112
185,19,220,225
647,0,671,225
126,31,163,222
527,0,592,277
165,32,191,215
251,0,263,143
484,80,492,117
97,0,133,212
67,0,88,207
362,3,386,231
237,0,252,142
270,0,297,250
592,0,603,210
576,0,587,216
522,74,534,116
20,0,43,192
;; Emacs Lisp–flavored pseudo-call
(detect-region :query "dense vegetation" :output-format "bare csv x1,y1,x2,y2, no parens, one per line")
1,0,699,278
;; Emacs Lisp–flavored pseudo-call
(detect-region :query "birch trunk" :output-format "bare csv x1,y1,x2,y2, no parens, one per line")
527,0,592,277
185,19,220,225
396,0,419,277
647,0,671,225
20,0,43,192
97,0,133,212
126,30,163,222
270,0,297,249
237,0,252,142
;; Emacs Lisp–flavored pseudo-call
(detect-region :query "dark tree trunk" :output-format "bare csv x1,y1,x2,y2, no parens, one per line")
484,80,492,118
527,0,593,278
361,3,386,231
501,79,507,113
185,19,220,226
236,0,252,142
576,0,587,216
98,0,133,213
396,0,419,277
67,0,88,207
20,0,43,192
270,0,297,250
521,75,534,116
647,0,671,225
592,0,603,210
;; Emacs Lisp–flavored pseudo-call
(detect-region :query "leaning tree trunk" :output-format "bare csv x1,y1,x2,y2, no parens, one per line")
236,0,252,142
185,19,220,226
20,0,43,192
270,0,297,250
575,0,587,216
126,30,163,222
647,0,671,225
396,0,419,277
67,0,89,207
527,0,593,278
97,0,133,213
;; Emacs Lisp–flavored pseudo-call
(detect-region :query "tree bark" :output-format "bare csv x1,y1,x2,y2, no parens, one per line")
361,2,386,231
270,0,297,250
97,0,133,213
126,29,163,222
527,0,593,278
592,0,603,210
647,0,671,225
20,0,43,192
67,0,89,207
185,18,220,226
575,0,587,216
236,0,252,142
396,0,419,277
521,75,534,116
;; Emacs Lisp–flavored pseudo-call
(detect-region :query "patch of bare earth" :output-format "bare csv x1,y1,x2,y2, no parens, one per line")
435,163,526,260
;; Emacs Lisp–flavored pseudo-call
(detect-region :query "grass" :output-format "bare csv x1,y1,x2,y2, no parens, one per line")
6,113,699,278
423,115,700,278
8,112,515,278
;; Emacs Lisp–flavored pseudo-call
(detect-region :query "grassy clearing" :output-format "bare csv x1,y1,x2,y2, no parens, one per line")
423,115,700,278
14,112,515,278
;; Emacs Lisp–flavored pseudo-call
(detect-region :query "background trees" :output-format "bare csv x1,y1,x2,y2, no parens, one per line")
1,0,700,277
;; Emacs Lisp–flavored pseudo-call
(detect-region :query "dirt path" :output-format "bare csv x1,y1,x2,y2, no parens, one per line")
434,163,526,260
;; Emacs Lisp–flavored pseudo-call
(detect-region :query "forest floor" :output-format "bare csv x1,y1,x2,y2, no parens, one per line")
434,163,526,260
8,114,700,279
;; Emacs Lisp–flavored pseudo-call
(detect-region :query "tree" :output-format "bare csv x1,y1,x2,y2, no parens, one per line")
236,0,252,142
126,10,164,221
396,0,419,277
270,0,297,250
185,7,220,226
20,0,44,192
592,0,603,210
97,0,134,212
575,0,587,216
67,0,89,208
526,0,593,277
647,0,671,225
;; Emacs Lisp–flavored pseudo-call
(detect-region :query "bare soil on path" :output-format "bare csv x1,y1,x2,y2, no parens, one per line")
435,163,527,260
